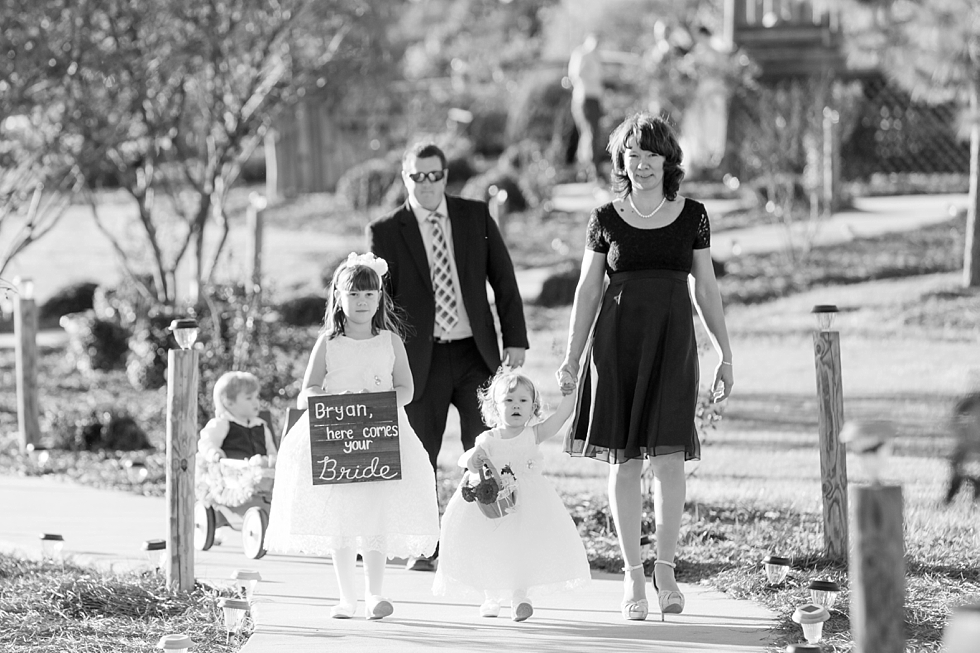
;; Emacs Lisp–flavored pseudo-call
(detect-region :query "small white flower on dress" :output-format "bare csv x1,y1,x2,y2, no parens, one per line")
374,375,382,386
526,459,535,470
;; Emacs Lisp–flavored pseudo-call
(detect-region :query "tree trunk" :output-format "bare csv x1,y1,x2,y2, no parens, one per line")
965,89,980,288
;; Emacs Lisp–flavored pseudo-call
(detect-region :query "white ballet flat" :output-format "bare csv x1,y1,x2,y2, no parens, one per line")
366,595,393,620
330,601,356,619
479,599,501,618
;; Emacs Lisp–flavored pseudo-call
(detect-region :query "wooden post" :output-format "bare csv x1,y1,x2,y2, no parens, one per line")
822,104,841,216
246,193,267,310
850,484,905,652
166,347,198,592
13,277,40,452
812,305,848,559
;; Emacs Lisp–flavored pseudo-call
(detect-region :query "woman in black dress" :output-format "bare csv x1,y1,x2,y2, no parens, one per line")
557,113,733,621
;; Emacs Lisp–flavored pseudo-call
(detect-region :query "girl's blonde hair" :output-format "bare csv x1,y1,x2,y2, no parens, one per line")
321,261,405,339
477,369,542,427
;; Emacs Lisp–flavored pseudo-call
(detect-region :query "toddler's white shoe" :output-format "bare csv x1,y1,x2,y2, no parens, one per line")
479,599,501,618
330,601,355,619
366,595,393,620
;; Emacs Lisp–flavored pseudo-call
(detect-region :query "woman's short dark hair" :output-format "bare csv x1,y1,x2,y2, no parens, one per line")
607,113,685,200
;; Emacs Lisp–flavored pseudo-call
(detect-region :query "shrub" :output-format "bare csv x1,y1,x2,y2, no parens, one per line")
468,109,509,156
93,275,155,327
61,311,131,373
125,312,174,391
336,157,400,211
536,262,580,307
460,171,527,211
39,281,98,325
278,295,326,327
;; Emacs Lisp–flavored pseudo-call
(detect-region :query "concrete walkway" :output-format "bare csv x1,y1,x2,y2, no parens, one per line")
0,474,776,652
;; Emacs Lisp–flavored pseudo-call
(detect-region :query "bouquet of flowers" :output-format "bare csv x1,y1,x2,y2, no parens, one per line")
460,457,518,519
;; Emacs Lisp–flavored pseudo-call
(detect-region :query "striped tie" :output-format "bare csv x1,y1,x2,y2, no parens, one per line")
427,212,458,334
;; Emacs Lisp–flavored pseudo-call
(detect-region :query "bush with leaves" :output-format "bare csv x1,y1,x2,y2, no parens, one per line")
61,311,131,373
336,157,401,211
38,281,98,325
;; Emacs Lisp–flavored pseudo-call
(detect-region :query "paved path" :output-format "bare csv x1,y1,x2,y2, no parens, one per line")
0,474,776,652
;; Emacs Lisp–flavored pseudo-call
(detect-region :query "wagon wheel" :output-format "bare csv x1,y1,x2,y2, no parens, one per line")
242,507,268,559
194,502,216,551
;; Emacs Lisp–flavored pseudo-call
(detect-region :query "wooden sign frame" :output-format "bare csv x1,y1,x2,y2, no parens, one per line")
307,391,401,485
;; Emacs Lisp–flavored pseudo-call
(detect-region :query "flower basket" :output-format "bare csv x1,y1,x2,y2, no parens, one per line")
460,458,517,519
196,458,273,507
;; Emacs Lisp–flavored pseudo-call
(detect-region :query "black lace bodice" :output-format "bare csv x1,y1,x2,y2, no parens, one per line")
585,198,710,274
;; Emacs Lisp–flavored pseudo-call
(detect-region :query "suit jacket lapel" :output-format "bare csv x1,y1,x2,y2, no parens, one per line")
445,196,468,288
397,201,433,292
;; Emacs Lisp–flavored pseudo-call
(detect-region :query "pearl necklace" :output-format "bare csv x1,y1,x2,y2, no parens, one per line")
628,194,667,219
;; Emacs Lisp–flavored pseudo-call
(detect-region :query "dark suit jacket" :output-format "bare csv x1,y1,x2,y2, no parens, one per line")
366,196,529,400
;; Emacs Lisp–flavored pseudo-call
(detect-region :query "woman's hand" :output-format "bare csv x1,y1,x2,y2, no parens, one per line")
555,360,579,395
711,361,734,402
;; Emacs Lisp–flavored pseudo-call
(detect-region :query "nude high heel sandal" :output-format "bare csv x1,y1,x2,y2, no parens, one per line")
621,562,648,621
653,560,684,621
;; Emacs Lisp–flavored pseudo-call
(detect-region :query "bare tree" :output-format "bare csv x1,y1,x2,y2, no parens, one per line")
5,0,389,306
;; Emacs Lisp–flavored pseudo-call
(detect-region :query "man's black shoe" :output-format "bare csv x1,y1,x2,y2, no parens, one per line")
406,556,437,572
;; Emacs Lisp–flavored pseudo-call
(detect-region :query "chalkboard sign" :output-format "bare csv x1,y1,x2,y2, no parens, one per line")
308,391,401,486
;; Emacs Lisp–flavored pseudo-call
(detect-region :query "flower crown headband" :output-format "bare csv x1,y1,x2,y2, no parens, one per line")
344,252,388,281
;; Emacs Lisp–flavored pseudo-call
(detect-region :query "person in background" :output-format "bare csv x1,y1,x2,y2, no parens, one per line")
557,113,733,621
568,33,605,182
367,141,529,572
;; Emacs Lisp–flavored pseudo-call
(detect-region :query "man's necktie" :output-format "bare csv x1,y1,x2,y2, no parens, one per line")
427,212,458,334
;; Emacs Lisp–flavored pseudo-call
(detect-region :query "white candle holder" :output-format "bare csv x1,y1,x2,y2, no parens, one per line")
763,555,790,585
156,633,193,652
793,603,830,644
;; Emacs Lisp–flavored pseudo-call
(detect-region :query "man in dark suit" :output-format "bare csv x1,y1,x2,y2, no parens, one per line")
367,142,529,570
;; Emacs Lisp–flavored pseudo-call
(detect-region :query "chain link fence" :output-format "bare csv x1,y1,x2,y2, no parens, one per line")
724,72,971,187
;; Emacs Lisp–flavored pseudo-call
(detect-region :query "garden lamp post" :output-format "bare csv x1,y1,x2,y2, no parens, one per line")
842,419,905,653
218,597,250,642
165,318,199,591
811,304,848,560
762,554,791,585
39,533,64,558
142,539,167,569
807,579,841,610
232,569,262,602
13,276,40,453
156,634,193,652
792,603,830,644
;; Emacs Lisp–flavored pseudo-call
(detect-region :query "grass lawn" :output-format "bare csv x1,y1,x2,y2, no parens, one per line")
1,187,979,651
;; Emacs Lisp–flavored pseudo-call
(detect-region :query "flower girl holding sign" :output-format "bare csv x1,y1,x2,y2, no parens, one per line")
433,370,591,622
266,253,439,620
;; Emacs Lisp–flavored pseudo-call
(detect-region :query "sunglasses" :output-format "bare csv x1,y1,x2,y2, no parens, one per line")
405,170,447,183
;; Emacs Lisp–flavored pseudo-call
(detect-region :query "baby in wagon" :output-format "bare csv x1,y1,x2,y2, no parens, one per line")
198,371,277,467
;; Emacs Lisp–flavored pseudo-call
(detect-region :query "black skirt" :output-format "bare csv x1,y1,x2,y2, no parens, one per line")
565,269,701,464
